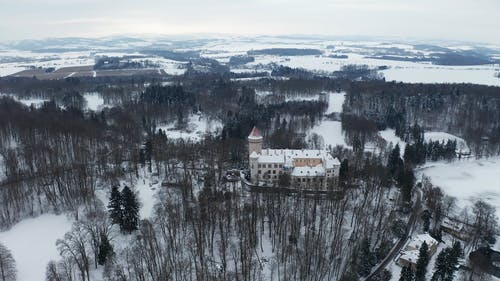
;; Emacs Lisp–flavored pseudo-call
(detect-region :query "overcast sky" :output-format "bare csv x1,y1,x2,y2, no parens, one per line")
0,0,499,44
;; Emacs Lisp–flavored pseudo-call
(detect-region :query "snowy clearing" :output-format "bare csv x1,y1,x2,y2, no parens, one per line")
325,91,345,114
83,92,105,111
379,129,406,154
158,114,222,142
308,120,350,149
419,157,500,218
0,214,73,281
133,172,161,219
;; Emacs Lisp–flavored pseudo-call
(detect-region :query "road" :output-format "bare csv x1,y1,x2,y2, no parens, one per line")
363,187,423,281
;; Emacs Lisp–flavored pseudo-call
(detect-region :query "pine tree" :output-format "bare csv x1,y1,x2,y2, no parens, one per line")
399,265,414,281
358,238,375,276
431,248,448,281
97,232,114,266
414,241,429,281
431,242,462,281
388,144,403,179
421,211,431,232
108,186,122,226
121,186,140,233
339,159,349,184
372,269,392,281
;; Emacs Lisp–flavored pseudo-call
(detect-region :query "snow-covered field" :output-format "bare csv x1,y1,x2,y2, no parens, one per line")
379,129,406,153
308,120,350,149
158,114,222,141
1,37,499,85
419,157,500,218
0,93,49,107
83,92,105,111
0,214,73,281
325,91,345,114
134,174,160,219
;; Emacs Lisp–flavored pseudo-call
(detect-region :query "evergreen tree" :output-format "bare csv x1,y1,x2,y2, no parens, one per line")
108,186,122,226
121,186,140,233
414,241,429,281
399,265,414,281
432,241,462,281
358,238,375,276
421,210,431,232
97,232,114,266
398,166,415,204
388,144,403,179
339,159,349,184
372,269,392,281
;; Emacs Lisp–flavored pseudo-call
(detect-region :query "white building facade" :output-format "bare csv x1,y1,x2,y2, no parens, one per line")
248,127,340,190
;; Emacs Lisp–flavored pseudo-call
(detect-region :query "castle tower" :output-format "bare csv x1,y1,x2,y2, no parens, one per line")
248,126,263,155
248,127,263,183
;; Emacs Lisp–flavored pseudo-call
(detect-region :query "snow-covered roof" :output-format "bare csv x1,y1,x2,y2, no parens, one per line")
399,249,420,263
291,165,326,177
250,151,260,158
254,148,340,168
406,233,438,250
248,126,263,140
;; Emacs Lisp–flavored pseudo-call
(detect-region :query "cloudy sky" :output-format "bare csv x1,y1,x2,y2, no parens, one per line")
0,0,499,44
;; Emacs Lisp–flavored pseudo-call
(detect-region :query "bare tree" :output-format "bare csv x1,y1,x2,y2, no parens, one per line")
0,243,16,281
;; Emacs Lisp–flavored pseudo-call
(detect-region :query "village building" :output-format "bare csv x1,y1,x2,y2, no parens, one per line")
441,217,472,241
398,233,439,270
248,127,340,190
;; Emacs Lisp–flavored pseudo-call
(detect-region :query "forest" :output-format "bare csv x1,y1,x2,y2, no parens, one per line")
0,71,499,281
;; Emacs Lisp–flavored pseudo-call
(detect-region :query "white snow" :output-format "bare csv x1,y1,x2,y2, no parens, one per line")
379,129,406,154
285,94,319,102
134,174,160,219
325,91,345,114
419,157,500,218
158,114,222,142
0,214,74,281
308,120,350,149
83,92,105,111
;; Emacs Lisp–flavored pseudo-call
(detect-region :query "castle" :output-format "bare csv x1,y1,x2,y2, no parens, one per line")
248,127,340,190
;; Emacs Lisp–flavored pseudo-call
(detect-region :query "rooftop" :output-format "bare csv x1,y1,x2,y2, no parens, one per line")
255,148,340,169
406,233,438,250
248,126,263,140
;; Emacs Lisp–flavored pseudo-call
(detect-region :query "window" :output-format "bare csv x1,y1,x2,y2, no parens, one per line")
258,170,261,174
274,164,278,168
258,164,261,168
272,170,276,174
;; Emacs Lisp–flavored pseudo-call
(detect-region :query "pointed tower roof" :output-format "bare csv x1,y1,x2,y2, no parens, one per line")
248,126,263,140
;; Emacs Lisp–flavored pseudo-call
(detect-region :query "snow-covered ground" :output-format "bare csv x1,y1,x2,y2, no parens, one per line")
2,37,499,85
379,129,406,154
158,114,222,141
0,214,73,281
325,91,345,114
419,157,500,218
308,120,350,149
83,92,105,111
0,93,49,107
133,173,160,219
